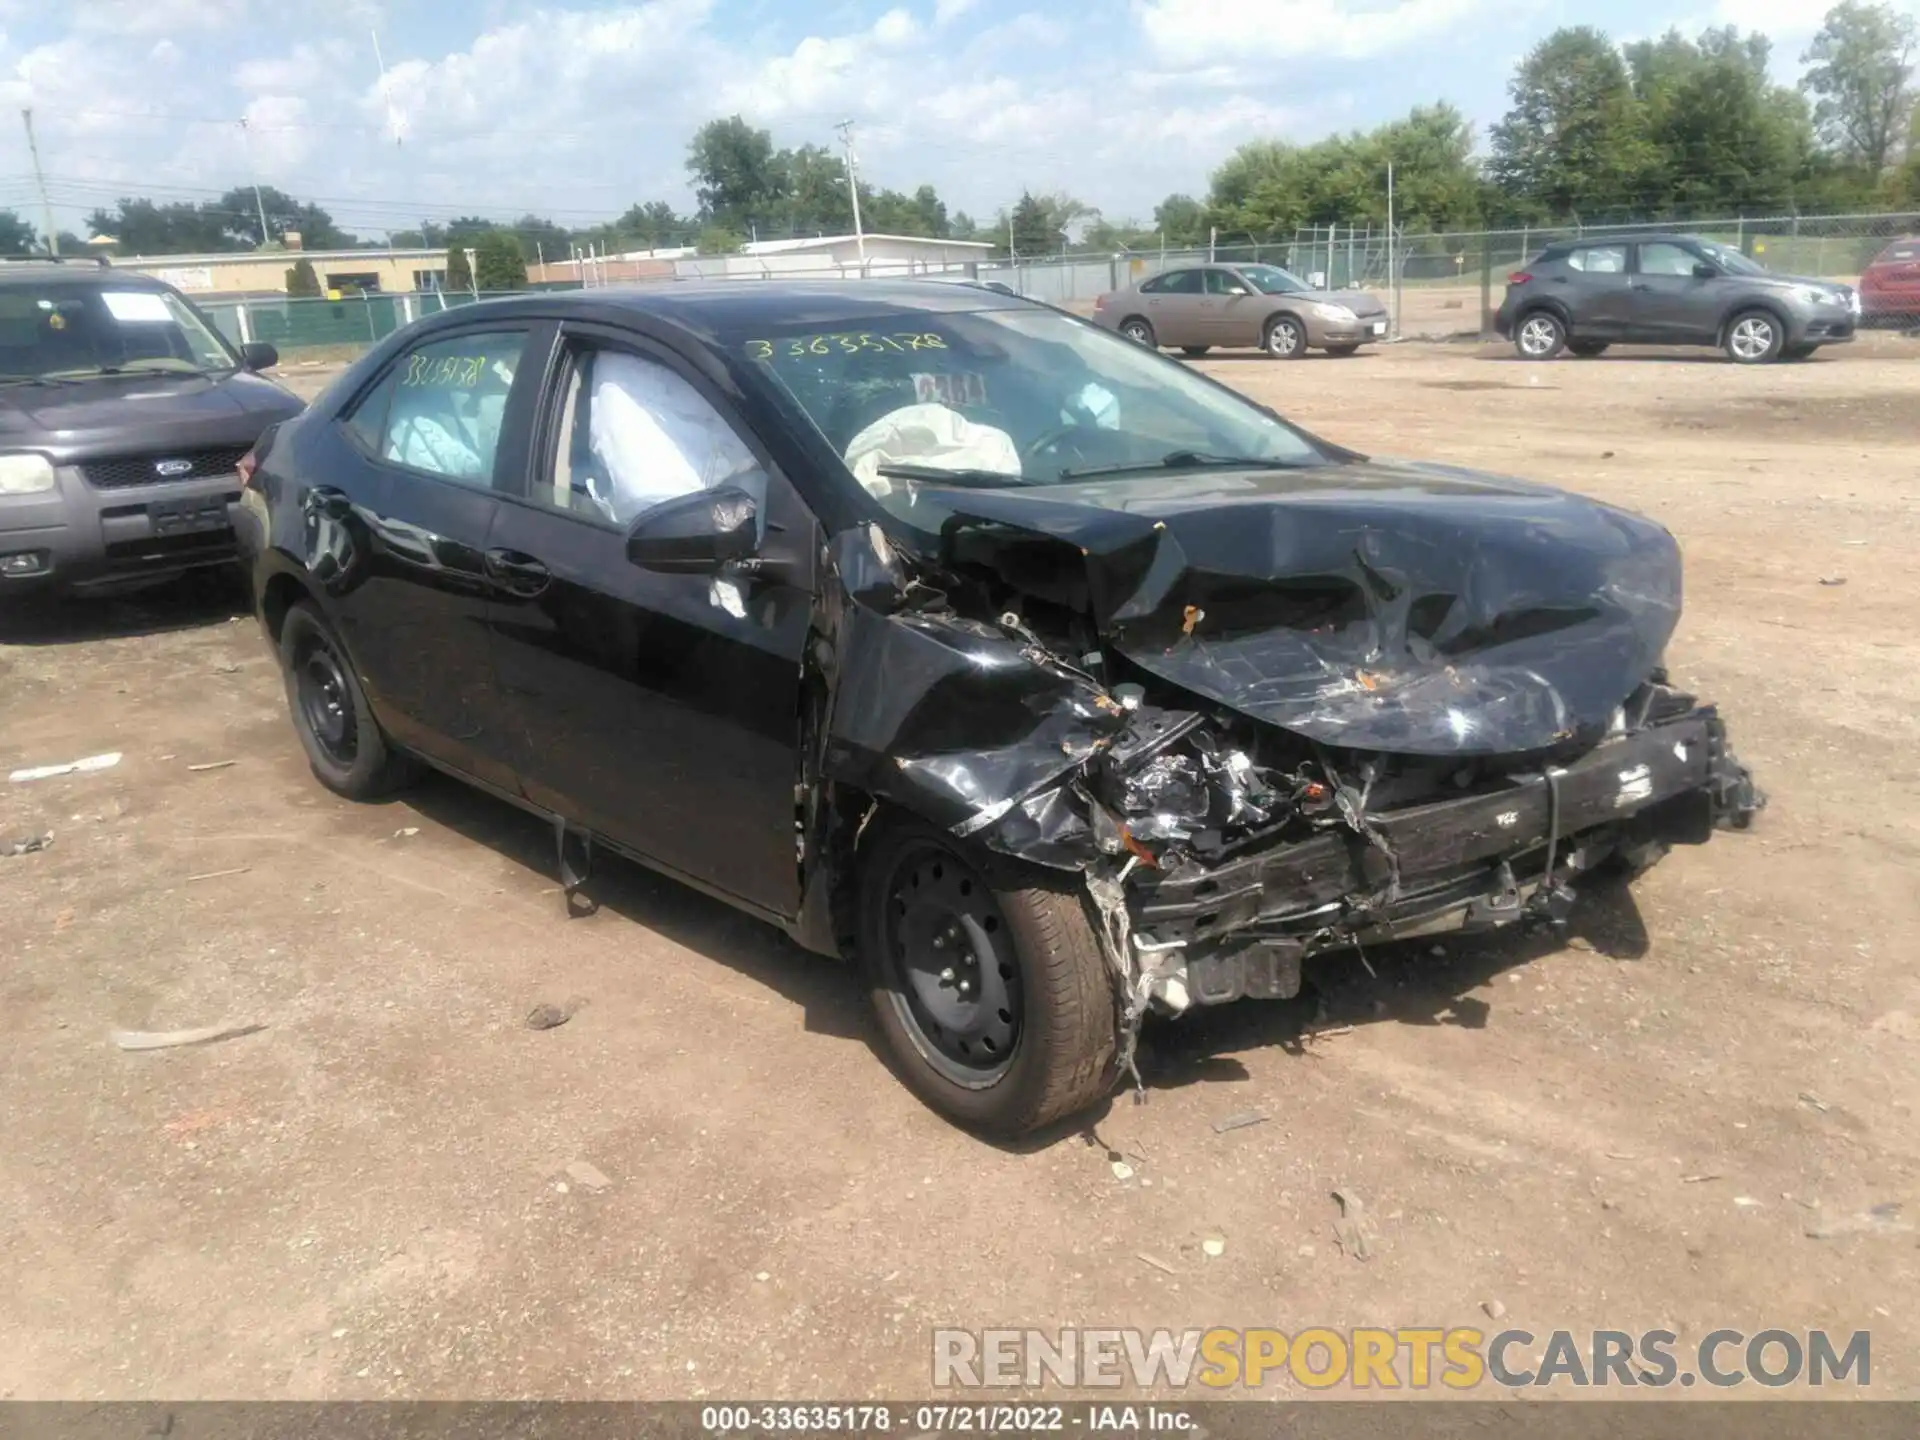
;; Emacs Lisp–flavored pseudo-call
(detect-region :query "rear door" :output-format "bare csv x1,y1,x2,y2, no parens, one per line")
481,323,816,918
320,321,548,793
1140,268,1205,345
1562,243,1632,338
1627,240,1723,344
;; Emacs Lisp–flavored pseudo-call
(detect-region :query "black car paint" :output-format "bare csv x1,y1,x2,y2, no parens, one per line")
240,282,1758,1003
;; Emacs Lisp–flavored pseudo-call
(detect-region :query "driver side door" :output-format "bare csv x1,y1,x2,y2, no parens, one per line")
482,324,818,919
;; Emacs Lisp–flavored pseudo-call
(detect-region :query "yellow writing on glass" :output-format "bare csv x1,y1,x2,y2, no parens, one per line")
743,332,948,360
403,354,489,387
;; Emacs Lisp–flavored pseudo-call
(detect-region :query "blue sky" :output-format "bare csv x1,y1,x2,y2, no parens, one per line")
0,0,1907,244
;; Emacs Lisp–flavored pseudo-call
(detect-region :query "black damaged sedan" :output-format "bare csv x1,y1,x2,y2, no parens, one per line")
234,281,1761,1136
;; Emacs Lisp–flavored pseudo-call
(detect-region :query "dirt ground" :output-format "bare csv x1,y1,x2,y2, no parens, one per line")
3,335,1918,1401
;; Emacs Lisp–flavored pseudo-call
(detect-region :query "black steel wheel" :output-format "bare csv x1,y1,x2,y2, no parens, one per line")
879,841,1024,1086
856,812,1118,1137
278,600,417,800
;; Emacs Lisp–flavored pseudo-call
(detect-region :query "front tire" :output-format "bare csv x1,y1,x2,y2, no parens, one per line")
1263,313,1307,359
278,601,417,800
1725,309,1784,364
856,812,1118,1137
1514,311,1566,359
1119,317,1156,348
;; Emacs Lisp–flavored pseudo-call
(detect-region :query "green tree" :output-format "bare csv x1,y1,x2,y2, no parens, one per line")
1801,0,1918,173
1625,27,1813,210
950,210,981,241
687,115,786,232
1152,193,1209,246
87,198,232,254
445,243,474,294
696,225,745,255
1008,191,1057,256
0,209,35,254
216,186,347,250
508,214,572,264
1488,27,1660,219
473,231,527,290
285,257,322,297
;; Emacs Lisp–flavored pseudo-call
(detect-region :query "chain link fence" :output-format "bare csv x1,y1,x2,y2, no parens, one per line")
195,210,1919,361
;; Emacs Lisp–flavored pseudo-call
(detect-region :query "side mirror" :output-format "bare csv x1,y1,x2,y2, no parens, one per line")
625,485,759,574
239,341,279,372
1691,263,1717,280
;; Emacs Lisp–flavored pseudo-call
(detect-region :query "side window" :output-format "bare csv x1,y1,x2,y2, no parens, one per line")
345,330,530,486
1205,269,1246,295
1157,269,1203,294
1639,242,1700,276
1139,273,1169,294
1568,245,1627,275
538,344,766,529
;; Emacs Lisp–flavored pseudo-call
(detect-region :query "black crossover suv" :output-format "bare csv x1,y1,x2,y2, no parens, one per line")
0,257,302,596
235,281,1761,1136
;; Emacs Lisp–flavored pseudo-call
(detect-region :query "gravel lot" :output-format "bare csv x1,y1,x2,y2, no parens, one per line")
3,334,1917,1400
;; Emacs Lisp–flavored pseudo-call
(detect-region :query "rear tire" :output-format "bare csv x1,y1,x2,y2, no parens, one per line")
1263,313,1307,359
1179,345,1210,357
278,601,417,800
1119,317,1156,348
1567,339,1610,358
1725,309,1784,364
1514,310,1566,359
856,811,1118,1137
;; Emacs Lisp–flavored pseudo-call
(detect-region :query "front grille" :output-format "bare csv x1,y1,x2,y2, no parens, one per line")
80,447,251,490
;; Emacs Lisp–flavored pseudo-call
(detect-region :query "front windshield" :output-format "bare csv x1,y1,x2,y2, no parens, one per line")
1237,263,1312,294
0,283,236,381
1695,241,1766,276
733,306,1328,517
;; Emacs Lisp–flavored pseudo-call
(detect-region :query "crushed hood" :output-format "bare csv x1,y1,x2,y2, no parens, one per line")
906,459,1682,756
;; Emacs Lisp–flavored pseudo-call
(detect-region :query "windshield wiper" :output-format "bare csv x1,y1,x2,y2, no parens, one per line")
1059,450,1321,480
875,463,1040,489
0,374,90,387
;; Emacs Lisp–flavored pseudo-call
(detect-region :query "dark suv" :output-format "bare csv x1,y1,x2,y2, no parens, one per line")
1495,234,1859,364
0,258,304,597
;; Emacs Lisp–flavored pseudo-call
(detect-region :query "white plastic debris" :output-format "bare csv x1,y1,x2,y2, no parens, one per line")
10,752,121,784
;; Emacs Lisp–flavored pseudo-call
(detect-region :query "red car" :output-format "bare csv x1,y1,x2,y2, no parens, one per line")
1861,237,1920,326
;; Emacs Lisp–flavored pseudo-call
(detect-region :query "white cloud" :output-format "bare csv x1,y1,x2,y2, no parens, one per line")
1135,0,1492,63
69,0,250,36
934,0,980,22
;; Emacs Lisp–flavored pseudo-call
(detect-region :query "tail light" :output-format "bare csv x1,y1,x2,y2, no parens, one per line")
236,448,259,489
1508,271,1533,285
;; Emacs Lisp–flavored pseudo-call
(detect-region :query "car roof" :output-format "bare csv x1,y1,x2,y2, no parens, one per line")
445,278,1033,332
0,258,171,288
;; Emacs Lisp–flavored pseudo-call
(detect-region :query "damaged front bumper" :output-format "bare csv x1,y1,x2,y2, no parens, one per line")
1117,705,1761,1009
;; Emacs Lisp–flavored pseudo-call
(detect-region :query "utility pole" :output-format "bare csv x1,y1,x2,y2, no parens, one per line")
21,110,57,258
1386,161,1398,339
238,117,272,247
834,119,866,270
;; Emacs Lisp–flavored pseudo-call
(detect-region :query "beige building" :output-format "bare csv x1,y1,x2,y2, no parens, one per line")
110,248,451,298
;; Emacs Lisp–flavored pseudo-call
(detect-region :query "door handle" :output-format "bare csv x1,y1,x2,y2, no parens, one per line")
484,547,551,597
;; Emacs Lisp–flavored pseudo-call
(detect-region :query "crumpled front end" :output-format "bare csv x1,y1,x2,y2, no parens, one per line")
798,464,1763,1088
